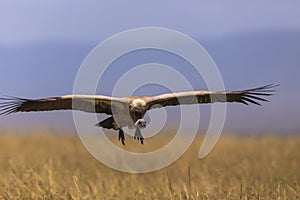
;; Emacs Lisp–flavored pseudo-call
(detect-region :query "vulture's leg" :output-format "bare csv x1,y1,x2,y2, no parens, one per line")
95,117,125,145
134,128,144,145
118,128,125,145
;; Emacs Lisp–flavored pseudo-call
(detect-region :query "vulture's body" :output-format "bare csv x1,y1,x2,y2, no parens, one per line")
0,84,277,145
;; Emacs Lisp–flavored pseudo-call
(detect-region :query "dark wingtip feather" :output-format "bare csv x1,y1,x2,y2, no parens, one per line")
240,100,249,105
241,84,278,105
0,96,25,115
244,94,269,102
245,84,278,92
242,97,261,106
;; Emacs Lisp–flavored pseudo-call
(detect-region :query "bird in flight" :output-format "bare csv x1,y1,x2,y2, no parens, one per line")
0,84,277,145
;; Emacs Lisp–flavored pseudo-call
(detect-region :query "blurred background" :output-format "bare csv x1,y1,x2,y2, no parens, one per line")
0,0,299,134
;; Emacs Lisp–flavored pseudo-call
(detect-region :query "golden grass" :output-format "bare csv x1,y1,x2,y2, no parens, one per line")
0,130,299,199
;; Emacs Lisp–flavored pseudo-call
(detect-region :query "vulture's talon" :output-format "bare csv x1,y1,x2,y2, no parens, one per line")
118,129,125,145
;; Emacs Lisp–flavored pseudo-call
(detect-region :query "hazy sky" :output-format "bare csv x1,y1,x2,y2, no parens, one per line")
1,1,300,43
0,1,299,133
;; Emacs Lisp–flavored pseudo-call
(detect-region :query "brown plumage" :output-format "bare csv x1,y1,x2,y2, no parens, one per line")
0,84,277,145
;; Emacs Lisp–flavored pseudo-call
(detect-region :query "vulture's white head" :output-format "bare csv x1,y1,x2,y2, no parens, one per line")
129,98,147,129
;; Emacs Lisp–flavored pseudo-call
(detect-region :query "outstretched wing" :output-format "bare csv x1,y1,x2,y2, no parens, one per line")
145,84,277,109
0,95,129,115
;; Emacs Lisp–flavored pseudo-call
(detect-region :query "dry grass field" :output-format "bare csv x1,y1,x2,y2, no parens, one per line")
0,129,299,199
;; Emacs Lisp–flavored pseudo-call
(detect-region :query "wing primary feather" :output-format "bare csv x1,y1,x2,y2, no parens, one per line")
0,101,22,105
245,92,273,96
243,94,269,102
0,105,19,112
2,109,16,115
0,106,19,115
242,97,261,106
244,84,278,92
250,88,275,92
0,104,17,108
0,96,27,101
0,96,25,114
240,100,249,105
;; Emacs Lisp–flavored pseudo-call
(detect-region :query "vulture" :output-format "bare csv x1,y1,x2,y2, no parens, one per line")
0,84,277,145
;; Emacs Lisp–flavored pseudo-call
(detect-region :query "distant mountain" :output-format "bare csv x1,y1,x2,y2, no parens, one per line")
200,30,300,90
